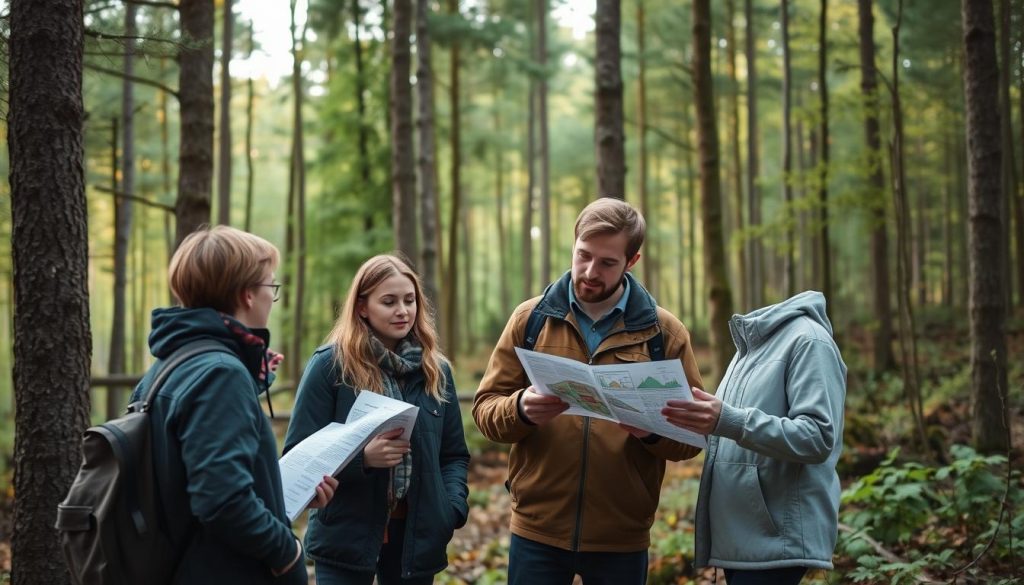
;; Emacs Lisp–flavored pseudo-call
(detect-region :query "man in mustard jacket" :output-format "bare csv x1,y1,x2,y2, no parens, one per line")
473,197,704,585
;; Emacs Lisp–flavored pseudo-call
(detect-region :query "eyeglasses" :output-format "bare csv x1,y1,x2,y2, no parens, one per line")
254,282,282,302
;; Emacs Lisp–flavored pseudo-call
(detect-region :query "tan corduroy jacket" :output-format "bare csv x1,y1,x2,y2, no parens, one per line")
473,272,704,553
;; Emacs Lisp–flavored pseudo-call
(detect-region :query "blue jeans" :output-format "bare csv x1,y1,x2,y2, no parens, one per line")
723,567,807,585
508,534,648,585
314,520,433,585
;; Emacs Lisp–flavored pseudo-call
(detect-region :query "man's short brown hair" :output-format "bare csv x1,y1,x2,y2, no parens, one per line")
574,197,646,258
168,225,280,314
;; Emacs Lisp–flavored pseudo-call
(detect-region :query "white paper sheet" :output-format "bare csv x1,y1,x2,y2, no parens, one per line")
514,347,706,449
279,390,419,521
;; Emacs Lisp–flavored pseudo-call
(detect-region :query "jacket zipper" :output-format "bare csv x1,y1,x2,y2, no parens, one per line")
568,321,656,551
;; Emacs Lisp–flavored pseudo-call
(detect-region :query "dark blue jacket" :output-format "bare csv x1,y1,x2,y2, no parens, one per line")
131,307,306,585
283,345,470,579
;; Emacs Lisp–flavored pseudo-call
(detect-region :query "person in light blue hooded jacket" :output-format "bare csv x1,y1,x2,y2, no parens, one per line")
662,291,846,585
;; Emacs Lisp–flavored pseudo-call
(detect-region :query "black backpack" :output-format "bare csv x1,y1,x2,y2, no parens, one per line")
55,340,227,585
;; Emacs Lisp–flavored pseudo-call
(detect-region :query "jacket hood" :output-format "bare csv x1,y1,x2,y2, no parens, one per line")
729,291,832,354
149,307,270,379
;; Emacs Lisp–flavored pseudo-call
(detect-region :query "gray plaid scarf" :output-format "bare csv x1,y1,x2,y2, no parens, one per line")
368,334,422,508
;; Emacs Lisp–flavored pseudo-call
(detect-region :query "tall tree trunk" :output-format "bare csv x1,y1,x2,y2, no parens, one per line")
745,0,763,308
694,0,736,384
891,1,928,453
818,0,832,303
416,0,440,320
914,143,928,306
595,0,625,199
288,0,308,377
1018,3,1024,309
444,0,462,359
781,0,795,297
524,65,536,298
244,20,255,231
686,102,698,328
726,0,745,310
110,2,136,416
9,0,92,581
537,0,551,285
962,0,1009,454
998,0,1017,308
352,0,374,232
461,205,473,353
217,0,233,225
175,0,215,248
636,0,652,292
391,0,418,265
858,0,894,371
494,62,510,316
944,125,955,307
160,56,174,264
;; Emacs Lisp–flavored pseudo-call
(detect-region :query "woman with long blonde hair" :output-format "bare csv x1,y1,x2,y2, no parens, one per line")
284,254,469,585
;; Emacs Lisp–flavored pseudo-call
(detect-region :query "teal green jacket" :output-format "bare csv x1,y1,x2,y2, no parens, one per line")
131,307,306,585
283,345,470,579
694,291,847,570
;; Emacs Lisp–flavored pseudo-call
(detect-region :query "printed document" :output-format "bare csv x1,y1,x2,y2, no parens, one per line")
279,390,419,521
515,347,706,449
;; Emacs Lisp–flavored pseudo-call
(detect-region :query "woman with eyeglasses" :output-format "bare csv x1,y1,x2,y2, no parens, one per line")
129,225,337,584
284,254,470,585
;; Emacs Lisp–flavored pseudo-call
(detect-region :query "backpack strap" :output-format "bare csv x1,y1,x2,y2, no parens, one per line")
521,309,547,352
647,330,665,361
139,340,233,412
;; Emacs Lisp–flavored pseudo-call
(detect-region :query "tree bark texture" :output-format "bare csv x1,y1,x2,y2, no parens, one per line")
417,0,441,321
244,20,255,232
858,0,894,371
217,0,234,226
537,0,551,286
288,0,308,378
636,0,652,293
745,0,763,308
818,0,832,304
961,0,1009,454
726,0,746,311
391,0,418,266
693,0,736,384
444,0,462,358
781,0,795,297
9,0,92,582
110,5,137,412
175,0,215,248
595,0,625,199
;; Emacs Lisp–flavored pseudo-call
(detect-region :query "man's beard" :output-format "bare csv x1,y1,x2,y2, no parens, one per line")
573,272,625,304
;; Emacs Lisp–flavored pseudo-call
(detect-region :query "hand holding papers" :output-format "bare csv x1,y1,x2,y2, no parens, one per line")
278,391,419,521
514,347,706,449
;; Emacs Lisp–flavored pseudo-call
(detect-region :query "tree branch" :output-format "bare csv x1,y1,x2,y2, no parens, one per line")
94,186,177,213
84,63,179,99
125,0,179,9
624,115,694,151
85,28,186,49
837,524,938,582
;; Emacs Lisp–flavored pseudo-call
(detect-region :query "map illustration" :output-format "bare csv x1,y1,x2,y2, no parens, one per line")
548,380,612,416
637,374,683,389
597,371,634,390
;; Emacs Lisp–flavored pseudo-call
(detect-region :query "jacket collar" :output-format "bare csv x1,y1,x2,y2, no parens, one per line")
535,271,659,331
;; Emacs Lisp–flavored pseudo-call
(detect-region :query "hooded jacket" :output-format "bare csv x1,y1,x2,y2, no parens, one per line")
474,271,704,553
130,307,306,585
694,291,847,570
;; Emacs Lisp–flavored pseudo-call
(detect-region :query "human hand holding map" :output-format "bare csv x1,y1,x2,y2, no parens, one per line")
514,347,706,449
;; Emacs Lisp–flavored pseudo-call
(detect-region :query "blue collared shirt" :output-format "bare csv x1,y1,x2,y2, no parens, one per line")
568,277,631,355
